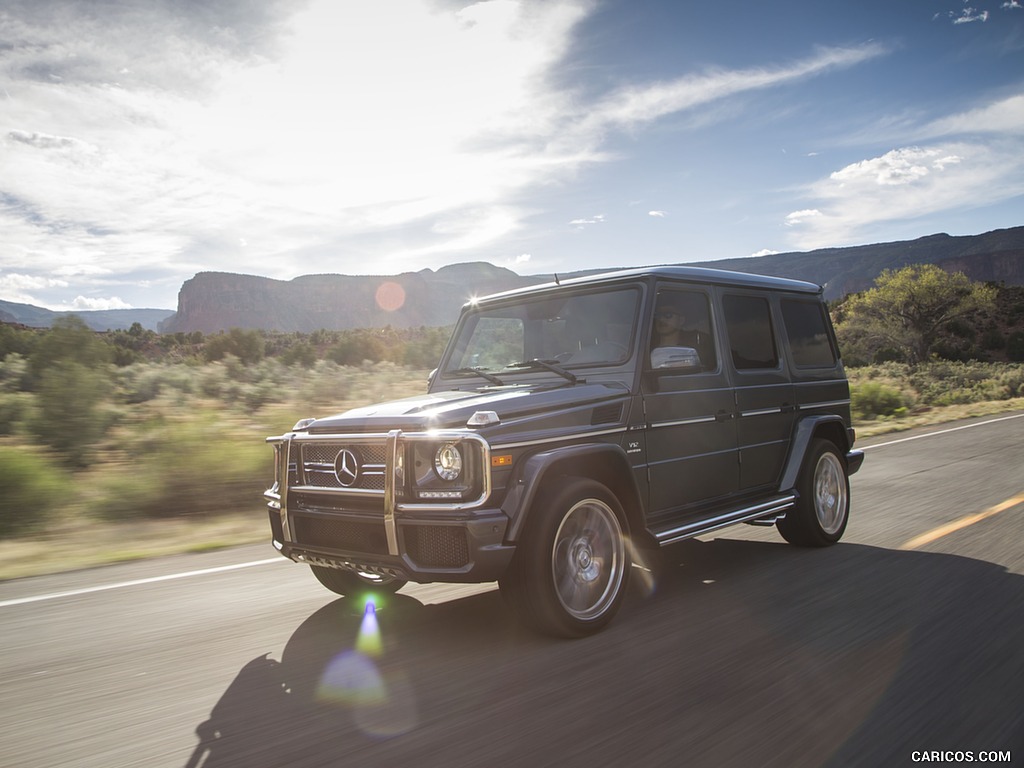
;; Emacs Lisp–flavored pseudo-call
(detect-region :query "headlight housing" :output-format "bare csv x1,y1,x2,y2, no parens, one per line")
409,437,485,502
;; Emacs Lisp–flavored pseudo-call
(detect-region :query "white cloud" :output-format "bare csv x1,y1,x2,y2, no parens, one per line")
952,7,989,23
924,93,1024,137
751,248,779,257
67,295,132,311
568,43,886,142
782,85,1024,249
648,210,667,217
829,147,945,186
0,272,69,306
570,214,606,228
785,141,1024,248
785,209,822,226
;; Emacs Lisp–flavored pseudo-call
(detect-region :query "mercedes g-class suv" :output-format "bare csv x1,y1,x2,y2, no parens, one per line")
264,266,863,636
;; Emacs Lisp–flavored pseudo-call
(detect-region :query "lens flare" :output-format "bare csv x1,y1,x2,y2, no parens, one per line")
355,600,383,657
375,281,406,312
315,597,419,738
316,651,386,706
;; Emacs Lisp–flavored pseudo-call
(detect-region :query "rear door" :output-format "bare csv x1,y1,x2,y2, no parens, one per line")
720,290,795,491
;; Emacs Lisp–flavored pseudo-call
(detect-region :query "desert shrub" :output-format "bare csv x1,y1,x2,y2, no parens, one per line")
93,415,271,520
0,447,70,538
0,393,32,436
851,381,907,420
0,353,28,392
280,341,318,368
117,365,164,404
29,362,114,467
198,364,229,399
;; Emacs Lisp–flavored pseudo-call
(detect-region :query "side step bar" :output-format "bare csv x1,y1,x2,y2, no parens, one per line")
651,494,796,546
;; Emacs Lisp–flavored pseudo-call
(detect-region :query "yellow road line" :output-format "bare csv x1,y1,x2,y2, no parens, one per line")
899,492,1024,551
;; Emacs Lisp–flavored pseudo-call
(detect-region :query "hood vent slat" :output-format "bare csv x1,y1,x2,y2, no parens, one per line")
591,403,623,426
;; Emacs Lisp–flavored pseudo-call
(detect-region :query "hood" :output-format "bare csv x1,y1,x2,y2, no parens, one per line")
305,382,629,433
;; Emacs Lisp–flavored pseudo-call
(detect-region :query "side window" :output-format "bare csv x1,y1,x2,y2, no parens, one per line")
650,289,717,372
781,299,837,368
722,294,778,370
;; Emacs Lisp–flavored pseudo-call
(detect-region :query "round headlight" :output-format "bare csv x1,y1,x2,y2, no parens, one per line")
434,443,463,481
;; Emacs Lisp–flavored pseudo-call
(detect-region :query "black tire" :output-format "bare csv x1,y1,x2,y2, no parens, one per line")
777,438,850,547
310,565,407,597
499,477,630,637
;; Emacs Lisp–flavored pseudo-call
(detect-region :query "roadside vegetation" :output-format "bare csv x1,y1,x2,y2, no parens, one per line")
0,265,1022,579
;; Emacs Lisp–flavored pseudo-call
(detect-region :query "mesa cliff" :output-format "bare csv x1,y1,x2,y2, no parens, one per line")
159,262,543,334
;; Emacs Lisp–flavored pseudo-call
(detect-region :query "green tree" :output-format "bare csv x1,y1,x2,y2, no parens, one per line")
26,316,111,389
837,265,997,364
203,328,265,365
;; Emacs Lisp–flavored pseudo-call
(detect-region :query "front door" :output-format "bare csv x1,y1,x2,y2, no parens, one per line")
642,286,738,521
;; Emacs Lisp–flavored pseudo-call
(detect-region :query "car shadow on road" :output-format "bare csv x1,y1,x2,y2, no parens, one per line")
185,539,1024,768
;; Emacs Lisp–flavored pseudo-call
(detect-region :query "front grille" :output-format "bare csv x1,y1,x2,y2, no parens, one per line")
404,525,470,569
298,442,387,492
293,515,390,556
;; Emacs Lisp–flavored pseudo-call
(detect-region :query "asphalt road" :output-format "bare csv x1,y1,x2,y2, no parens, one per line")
2,413,1023,768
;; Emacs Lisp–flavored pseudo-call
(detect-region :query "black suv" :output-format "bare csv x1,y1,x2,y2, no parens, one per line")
265,266,863,636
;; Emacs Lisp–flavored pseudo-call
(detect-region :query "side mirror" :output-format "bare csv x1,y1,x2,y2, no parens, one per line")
650,346,701,370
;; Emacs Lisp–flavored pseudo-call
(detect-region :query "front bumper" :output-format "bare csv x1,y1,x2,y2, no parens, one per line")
266,504,515,584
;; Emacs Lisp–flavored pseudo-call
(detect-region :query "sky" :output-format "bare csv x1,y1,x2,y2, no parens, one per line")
1,0,1022,312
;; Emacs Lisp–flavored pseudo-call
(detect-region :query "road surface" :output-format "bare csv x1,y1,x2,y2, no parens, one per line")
2,413,1022,767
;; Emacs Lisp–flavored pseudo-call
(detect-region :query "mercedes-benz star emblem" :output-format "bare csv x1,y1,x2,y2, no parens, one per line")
334,448,360,487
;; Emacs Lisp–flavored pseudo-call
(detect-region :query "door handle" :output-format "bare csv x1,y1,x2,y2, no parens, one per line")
715,410,733,422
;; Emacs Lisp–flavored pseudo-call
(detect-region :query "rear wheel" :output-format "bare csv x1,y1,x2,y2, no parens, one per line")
310,566,407,597
777,438,850,547
500,477,630,637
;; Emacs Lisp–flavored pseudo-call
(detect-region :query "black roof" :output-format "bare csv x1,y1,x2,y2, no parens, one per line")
469,265,822,307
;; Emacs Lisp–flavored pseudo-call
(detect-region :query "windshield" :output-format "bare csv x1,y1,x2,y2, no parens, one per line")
442,286,640,377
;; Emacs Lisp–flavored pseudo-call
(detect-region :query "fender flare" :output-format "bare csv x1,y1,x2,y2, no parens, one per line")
779,414,852,491
500,443,644,543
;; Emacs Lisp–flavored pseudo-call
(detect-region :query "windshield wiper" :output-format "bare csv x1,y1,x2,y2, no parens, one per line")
447,367,505,386
505,359,580,384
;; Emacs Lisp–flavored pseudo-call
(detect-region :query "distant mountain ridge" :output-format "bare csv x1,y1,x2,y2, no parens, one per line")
160,226,1023,334
0,300,174,332
2,227,1021,333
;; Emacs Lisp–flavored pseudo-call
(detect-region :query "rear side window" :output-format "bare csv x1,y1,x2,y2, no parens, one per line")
781,298,837,368
722,294,778,370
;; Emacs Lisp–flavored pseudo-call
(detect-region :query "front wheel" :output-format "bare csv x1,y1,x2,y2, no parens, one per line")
310,565,407,597
500,477,630,637
777,438,850,547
